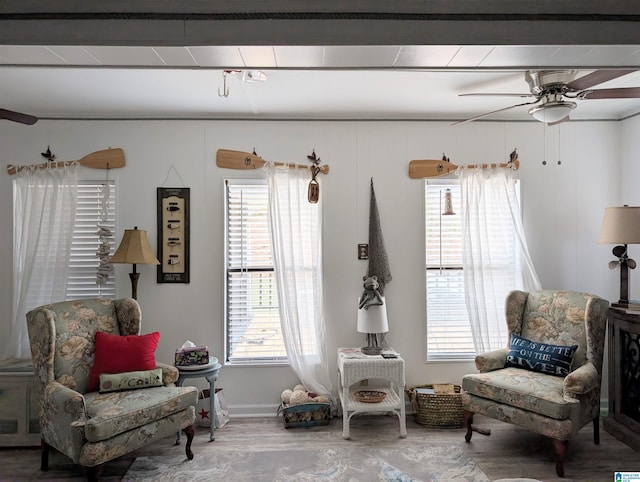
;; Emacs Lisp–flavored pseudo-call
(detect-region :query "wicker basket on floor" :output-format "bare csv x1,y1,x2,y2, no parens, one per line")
405,384,464,428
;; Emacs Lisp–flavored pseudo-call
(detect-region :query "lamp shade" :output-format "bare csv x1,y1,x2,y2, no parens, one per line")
110,227,160,265
597,206,640,244
357,297,389,334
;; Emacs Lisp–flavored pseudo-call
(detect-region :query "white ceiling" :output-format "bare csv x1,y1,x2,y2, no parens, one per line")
2,44,640,123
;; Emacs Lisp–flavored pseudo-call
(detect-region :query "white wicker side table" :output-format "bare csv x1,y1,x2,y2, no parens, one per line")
337,347,407,439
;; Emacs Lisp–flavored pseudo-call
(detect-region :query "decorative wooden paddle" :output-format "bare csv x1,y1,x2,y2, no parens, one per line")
216,149,329,174
408,153,519,179
7,148,125,175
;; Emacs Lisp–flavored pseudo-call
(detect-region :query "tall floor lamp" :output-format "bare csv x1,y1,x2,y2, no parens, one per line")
110,226,160,300
598,206,640,308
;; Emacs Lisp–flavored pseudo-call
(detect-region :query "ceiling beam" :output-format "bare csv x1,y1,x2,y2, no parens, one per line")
1,1,640,46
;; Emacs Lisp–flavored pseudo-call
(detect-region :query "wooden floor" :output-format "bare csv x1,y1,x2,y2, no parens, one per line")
0,414,637,481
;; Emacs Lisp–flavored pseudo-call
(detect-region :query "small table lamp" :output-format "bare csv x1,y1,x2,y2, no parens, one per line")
357,297,390,355
597,206,640,308
110,226,160,300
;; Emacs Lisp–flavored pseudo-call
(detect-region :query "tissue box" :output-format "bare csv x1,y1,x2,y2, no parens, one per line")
175,346,209,366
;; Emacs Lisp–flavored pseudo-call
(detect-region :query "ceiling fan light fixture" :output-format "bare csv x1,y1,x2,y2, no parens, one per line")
528,100,576,123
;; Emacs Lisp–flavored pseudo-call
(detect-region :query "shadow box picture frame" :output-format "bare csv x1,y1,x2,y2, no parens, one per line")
157,187,190,283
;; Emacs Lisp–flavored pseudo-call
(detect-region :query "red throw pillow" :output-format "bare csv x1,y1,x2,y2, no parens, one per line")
87,331,160,392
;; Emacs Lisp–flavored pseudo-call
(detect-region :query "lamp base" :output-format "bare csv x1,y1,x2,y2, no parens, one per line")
361,345,384,356
361,333,385,356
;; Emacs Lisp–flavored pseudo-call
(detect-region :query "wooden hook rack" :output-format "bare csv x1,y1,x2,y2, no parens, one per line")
216,149,329,174
6,148,126,175
408,149,519,179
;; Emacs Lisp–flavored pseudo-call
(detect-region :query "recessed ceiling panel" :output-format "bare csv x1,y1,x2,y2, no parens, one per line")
447,46,495,68
273,46,324,67
187,46,244,67
238,47,276,67
83,46,166,66
323,46,400,67
153,47,198,66
46,46,102,65
0,46,67,65
394,46,460,67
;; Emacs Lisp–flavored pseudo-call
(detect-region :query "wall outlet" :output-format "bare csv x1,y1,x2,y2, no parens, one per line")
359,379,368,387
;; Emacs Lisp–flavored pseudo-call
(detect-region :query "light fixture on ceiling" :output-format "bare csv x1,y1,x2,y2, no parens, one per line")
528,99,576,123
218,70,267,98
241,70,267,83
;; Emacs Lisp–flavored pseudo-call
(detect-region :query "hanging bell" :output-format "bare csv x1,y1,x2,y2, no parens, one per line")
442,188,455,215
308,179,320,203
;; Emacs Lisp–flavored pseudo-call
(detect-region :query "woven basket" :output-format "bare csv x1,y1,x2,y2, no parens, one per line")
405,384,464,428
354,390,386,403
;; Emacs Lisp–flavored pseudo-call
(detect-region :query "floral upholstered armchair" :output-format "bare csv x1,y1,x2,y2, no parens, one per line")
461,290,609,478
26,298,199,481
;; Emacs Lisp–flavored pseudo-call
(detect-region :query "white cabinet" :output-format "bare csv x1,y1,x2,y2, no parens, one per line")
337,348,407,439
0,360,40,447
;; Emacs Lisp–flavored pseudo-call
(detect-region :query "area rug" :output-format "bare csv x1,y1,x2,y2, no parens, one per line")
123,443,490,482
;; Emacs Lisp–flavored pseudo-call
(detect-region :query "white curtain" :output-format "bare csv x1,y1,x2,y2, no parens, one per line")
459,166,541,353
5,163,79,360
265,163,334,397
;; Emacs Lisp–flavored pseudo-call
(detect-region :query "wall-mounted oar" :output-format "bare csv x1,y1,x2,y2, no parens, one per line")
216,149,329,174
408,151,519,179
7,148,125,175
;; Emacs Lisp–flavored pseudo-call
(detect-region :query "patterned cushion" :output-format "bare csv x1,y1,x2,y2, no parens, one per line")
84,385,198,442
99,368,163,393
506,334,577,377
462,367,571,420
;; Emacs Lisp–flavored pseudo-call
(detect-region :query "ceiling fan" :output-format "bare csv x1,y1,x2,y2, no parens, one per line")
0,108,38,125
454,69,640,125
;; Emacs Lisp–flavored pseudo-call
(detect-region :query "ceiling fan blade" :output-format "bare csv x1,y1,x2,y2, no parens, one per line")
567,69,637,91
451,100,540,126
459,93,534,98
581,87,640,99
0,108,38,125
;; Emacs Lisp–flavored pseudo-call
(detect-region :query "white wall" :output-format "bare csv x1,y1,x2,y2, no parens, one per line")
0,118,620,415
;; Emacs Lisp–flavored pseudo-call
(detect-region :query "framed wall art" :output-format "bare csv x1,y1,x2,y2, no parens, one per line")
157,187,190,283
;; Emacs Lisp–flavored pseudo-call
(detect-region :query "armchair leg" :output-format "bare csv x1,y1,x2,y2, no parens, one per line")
85,464,103,482
40,439,49,471
552,439,568,477
463,410,474,442
593,415,600,445
183,424,195,460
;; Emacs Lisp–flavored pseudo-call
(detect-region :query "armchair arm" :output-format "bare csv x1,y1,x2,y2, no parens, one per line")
157,361,179,385
475,348,508,373
41,381,88,463
563,362,600,397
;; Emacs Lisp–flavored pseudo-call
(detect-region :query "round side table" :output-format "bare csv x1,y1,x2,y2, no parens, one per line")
175,359,222,442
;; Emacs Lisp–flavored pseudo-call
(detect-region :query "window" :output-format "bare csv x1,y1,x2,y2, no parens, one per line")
224,179,286,364
67,180,117,299
425,179,520,361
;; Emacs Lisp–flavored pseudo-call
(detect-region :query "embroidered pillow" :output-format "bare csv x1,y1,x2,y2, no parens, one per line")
87,331,160,392
505,333,578,377
99,368,163,393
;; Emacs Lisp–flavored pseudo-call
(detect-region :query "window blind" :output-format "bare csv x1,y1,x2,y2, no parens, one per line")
425,179,521,360
225,180,286,364
66,180,116,299
425,182,475,360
